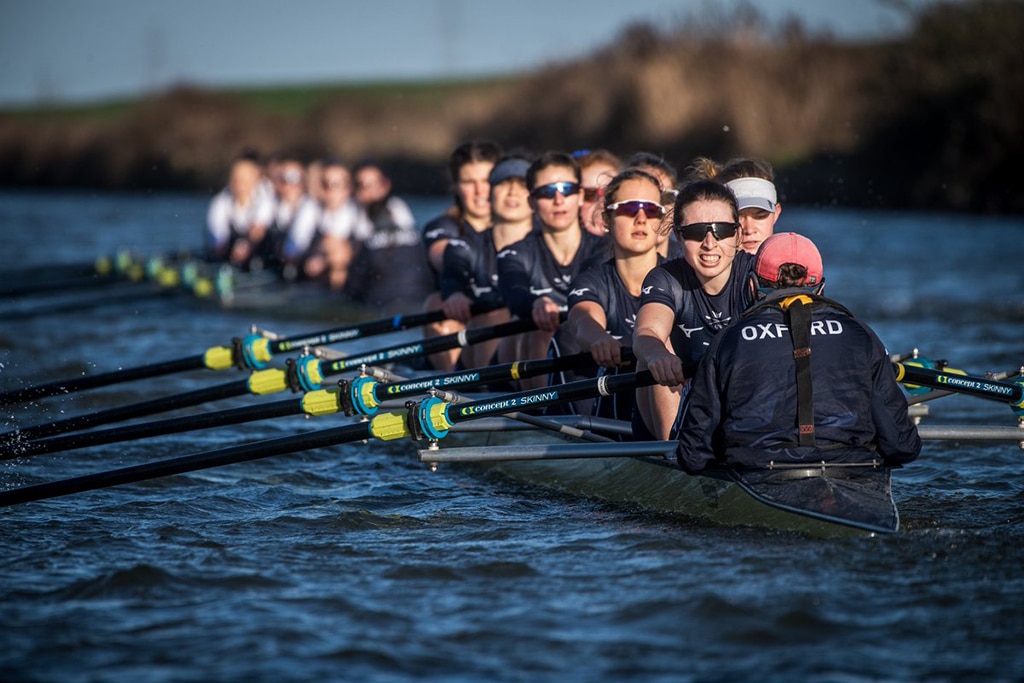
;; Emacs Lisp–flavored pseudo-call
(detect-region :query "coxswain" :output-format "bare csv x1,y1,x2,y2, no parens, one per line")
676,232,921,473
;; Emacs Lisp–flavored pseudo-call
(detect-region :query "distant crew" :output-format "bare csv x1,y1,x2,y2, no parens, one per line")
281,158,370,290
205,152,275,268
346,160,433,314
261,152,307,272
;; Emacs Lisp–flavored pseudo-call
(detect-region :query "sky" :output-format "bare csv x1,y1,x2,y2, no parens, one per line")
0,0,918,107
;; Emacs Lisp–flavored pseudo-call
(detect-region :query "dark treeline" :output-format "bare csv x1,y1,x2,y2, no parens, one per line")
1,0,1021,213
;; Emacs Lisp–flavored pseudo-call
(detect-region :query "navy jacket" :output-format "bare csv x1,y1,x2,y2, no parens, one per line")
677,291,922,473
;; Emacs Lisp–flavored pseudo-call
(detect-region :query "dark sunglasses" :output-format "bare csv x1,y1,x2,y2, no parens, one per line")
582,186,603,203
607,199,666,220
531,181,580,199
675,221,740,241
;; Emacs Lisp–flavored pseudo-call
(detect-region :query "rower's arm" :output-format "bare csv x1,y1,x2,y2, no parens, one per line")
568,301,623,367
634,302,685,386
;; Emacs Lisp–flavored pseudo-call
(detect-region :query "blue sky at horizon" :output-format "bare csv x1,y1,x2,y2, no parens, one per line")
1,0,923,107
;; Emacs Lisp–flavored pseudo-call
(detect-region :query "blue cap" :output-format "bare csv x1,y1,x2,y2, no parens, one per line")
489,158,531,186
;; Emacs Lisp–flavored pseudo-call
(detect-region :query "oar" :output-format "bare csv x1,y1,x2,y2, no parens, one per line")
0,370,655,508
0,272,136,299
0,283,188,322
893,361,1024,412
8,351,602,458
0,302,498,406
0,259,114,287
0,249,193,298
907,369,1021,405
0,317,537,446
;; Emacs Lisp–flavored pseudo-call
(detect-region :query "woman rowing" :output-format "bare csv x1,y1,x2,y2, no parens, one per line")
440,155,535,370
421,141,503,370
632,179,755,440
262,153,307,273
345,160,433,314
496,151,607,390
205,152,275,268
566,168,666,421
281,159,370,291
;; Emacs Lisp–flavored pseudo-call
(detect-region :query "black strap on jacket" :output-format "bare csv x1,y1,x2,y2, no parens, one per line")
785,297,816,446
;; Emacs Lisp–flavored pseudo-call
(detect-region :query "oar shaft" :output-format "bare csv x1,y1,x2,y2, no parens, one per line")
326,318,535,373
0,421,373,508
372,352,597,403
0,274,127,298
0,355,206,406
8,398,301,458
272,302,499,352
449,370,653,425
0,380,251,445
893,362,1024,407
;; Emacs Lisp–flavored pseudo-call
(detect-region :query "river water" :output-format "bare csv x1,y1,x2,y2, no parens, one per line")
0,189,1022,682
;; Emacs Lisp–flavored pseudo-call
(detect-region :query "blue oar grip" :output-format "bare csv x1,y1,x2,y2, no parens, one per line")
415,397,451,440
240,334,273,370
349,376,381,416
294,356,324,392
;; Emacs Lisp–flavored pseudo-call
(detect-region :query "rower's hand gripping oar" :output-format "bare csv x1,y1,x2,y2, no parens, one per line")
0,316,537,447
0,370,655,508
0,302,500,407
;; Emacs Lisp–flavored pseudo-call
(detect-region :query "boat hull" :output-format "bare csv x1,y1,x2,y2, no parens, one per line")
427,420,897,537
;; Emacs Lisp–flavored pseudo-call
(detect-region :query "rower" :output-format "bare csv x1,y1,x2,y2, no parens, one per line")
346,160,433,314
421,141,503,371
440,154,535,370
675,232,922,473
205,151,275,269
632,179,756,440
495,151,607,390
566,168,666,421
718,157,783,255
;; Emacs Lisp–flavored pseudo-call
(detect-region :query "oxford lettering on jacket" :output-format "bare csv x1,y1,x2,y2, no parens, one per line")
740,319,844,340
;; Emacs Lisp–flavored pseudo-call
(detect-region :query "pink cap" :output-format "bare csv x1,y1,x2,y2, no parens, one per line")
754,232,823,286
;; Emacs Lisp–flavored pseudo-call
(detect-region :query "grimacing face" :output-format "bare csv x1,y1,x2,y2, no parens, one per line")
679,198,739,286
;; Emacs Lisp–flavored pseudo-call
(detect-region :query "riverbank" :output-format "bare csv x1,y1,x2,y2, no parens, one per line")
1,0,1020,213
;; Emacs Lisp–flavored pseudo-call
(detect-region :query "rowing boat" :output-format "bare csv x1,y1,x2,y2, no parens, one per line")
426,406,1023,537
423,416,898,537
3,273,1022,538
